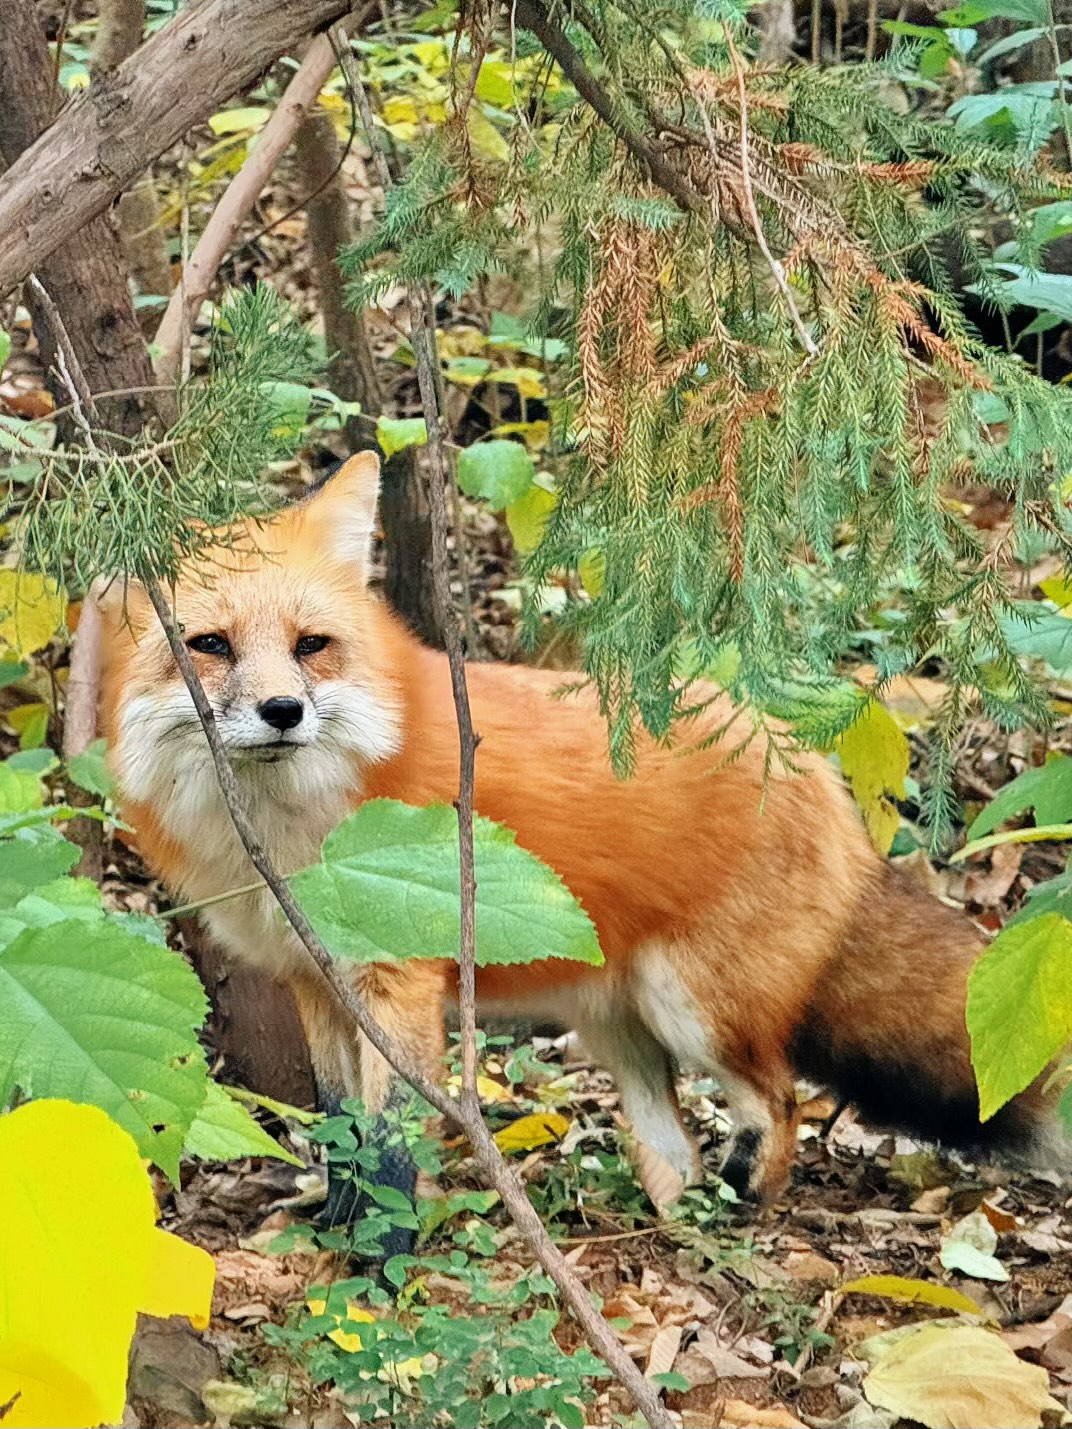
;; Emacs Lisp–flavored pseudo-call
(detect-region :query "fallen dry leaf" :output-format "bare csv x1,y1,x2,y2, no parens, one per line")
720,1399,807,1427
863,1322,1065,1429
646,1323,683,1380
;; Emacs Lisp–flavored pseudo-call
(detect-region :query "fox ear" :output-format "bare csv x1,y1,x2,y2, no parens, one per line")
307,450,381,578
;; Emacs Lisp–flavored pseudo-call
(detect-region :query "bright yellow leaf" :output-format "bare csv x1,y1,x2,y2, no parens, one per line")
578,549,606,598
0,1100,214,1429
506,485,557,553
1041,575,1072,611
834,699,909,855
839,1275,983,1318
492,420,550,451
306,1297,427,1380
7,702,49,748
446,1073,514,1103
493,1111,570,1153
474,58,518,108
0,572,66,659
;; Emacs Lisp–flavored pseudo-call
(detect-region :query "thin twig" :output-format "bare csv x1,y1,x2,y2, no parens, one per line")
721,32,818,360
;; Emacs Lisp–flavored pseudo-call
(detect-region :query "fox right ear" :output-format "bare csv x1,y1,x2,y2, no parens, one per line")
306,450,381,579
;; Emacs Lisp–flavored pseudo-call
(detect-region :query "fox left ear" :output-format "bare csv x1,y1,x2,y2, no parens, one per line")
308,450,381,579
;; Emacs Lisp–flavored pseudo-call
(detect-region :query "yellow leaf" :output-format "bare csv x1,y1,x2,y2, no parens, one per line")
6,701,48,748
0,572,66,658
492,420,550,451
834,700,909,855
493,1111,570,1153
840,1276,983,1318
506,485,557,554
381,95,420,126
492,366,547,399
466,108,510,162
1041,575,1072,612
0,1100,214,1429
474,58,517,108
578,549,606,598
207,105,271,136
863,1323,1064,1429
446,1073,513,1103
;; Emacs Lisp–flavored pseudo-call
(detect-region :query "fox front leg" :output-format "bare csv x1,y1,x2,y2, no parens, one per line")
293,963,447,1260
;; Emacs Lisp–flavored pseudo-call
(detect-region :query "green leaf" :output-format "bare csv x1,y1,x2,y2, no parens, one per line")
0,331,9,370
971,266,1072,322
290,799,603,968
967,913,1072,1120
1000,607,1072,673
974,24,1046,62
458,440,535,510
184,1081,301,1165
376,416,428,458
0,829,81,903
66,738,116,799
968,756,1072,838
0,920,209,1178
6,749,58,776
948,89,1057,147
260,380,313,440
1008,868,1072,926
941,0,1046,23
0,762,44,815
651,1372,691,1392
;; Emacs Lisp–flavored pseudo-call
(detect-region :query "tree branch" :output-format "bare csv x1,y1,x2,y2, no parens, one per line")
0,0,358,296
153,12,373,385
513,0,703,216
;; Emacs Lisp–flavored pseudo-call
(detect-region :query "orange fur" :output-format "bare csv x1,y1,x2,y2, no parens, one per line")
98,455,1067,1207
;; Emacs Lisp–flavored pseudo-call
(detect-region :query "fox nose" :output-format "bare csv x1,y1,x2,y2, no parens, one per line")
258,696,304,732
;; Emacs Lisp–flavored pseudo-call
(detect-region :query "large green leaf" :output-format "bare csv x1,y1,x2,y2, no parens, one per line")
967,913,1072,1121
970,265,1072,322
0,920,209,1178
0,829,81,903
184,1081,301,1166
457,439,535,510
968,756,1072,838
291,799,602,968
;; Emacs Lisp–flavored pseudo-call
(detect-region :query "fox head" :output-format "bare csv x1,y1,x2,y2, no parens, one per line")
99,453,403,826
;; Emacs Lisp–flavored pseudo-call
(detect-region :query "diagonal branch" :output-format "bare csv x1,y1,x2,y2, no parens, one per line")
153,9,374,386
513,0,703,216
0,0,359,295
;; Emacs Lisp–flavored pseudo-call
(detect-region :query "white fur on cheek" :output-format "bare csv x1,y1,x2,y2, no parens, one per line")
313,677,402,764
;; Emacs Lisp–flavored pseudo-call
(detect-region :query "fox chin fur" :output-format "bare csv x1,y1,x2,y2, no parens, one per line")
99,452,1069,1222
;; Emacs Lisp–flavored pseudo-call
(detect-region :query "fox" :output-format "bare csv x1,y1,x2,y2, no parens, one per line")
99,451,1068,1240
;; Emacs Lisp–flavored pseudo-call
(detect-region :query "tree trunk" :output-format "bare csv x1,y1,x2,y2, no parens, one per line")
92,0,174,307
0,0,158,439
0,0,355,295
295,111,439,642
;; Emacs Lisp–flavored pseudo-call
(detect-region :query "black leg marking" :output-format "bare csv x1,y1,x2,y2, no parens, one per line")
720,1126,763,1200
314,1082,419,1261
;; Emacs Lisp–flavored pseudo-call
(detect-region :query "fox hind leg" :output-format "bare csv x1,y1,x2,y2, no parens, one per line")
576,1005,702,1211
632,947,800,1205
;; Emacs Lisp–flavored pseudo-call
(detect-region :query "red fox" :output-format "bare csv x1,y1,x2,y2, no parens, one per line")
99,453,1067,1225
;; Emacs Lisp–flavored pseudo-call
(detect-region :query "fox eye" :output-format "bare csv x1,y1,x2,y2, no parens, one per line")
186,633,232,657
295,634,331,658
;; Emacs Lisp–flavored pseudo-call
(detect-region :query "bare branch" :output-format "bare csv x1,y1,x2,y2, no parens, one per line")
153,10,374,384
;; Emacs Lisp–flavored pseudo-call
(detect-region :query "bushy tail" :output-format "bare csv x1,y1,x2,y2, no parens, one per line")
789,865,1067,1170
